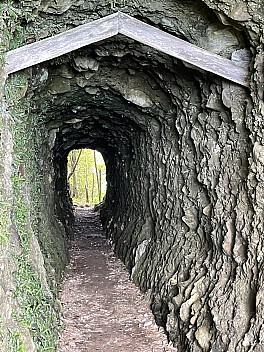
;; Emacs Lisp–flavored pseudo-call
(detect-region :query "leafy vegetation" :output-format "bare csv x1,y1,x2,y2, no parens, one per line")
5,71,62,351
0,1,27,55
0,199,10,243
12,256,61,351
68,149,107,205
0,2,69,351
0,1,16,247
8,331,26,352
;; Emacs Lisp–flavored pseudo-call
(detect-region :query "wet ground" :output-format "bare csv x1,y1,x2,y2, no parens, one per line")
57,208,177,352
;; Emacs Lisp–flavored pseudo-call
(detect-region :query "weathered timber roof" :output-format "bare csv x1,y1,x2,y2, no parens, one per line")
4,12,249,87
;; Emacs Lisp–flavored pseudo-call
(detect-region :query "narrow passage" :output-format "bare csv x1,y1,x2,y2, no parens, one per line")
57,208,176,352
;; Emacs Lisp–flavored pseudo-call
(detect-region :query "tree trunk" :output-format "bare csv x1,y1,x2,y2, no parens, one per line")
92,173,95,204
68,149,82,180
98,169,102,202
85,152,89,204
94,150,100,203
70,151,80,199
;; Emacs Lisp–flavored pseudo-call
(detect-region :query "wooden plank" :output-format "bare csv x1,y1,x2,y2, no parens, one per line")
4,11,249,87
4,13,119,75
119,13,249,87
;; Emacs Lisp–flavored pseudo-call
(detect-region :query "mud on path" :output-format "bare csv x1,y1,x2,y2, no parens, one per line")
57,208,176,352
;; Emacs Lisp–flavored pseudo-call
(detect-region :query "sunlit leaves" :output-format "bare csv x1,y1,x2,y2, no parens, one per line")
68,149,107,205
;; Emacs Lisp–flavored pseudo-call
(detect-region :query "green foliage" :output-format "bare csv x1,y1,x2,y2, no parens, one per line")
0,199,10,243
13,256,60,351
0,1,25,55
0,2,62,350
5,74,28,109
0,151,8,245
0,315,6,350
0,2,16,246
0,0,39,70
5,72,61,352
68,149,107,205
8,331,26,352
10,134,60,351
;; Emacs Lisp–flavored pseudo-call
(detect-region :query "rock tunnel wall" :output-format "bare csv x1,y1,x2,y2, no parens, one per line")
0,4,70,351
0,76,69,351
1,0,264,351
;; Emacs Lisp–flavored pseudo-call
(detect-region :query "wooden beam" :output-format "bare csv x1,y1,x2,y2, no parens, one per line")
119,13,249,87
4,12,249,87
4,13,119,75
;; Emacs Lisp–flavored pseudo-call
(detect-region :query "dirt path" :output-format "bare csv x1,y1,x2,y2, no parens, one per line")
57,208,176,352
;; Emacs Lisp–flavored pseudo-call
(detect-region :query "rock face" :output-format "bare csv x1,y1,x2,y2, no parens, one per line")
2,0,264,351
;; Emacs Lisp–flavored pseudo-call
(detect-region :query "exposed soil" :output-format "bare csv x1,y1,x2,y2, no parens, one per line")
57,208,177,352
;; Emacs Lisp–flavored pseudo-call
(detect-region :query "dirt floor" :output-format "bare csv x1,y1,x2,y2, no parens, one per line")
57,208,177,352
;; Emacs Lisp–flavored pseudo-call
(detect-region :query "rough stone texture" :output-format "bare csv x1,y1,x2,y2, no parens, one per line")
0,76,37,350
2,0,264,351
0,3,69,350
29,32,251,352
26,0,247,58
0,74,69,351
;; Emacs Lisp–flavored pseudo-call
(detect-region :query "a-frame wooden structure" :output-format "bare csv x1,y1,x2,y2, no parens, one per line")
4,12,249,87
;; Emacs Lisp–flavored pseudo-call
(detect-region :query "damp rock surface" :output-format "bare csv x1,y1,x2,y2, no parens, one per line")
58,208,176,352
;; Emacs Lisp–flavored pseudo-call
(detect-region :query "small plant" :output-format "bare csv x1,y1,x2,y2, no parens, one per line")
0,199,10,243
8,331,26,352
4,62,62,349
13,256,60,351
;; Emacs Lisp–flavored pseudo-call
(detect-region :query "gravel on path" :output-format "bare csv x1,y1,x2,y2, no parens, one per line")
57,208,177,352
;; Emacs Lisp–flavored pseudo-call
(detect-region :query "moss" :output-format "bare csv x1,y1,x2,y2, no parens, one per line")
0,200,10,244
4,72,64,351
0,0,33,247
0,2,12,247
13,256,61,351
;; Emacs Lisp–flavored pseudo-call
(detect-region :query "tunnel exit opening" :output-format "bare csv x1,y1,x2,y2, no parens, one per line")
67,148,107,206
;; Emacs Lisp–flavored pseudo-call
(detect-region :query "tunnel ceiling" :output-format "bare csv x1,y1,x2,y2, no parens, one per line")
24,0,249,149
28,36,197,155
28,28,245,159
19,0,249,164
31,0,247,55
20,0,250,272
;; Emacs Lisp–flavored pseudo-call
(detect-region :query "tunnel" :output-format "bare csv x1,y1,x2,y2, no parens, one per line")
1,0,264,351
27,32,250,348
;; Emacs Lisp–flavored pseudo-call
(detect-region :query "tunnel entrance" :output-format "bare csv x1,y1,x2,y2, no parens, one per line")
1,1,255,351
67,148,107,206
29,21,250,349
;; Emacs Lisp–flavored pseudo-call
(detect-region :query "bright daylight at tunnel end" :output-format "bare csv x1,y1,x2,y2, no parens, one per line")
0,0,264,351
